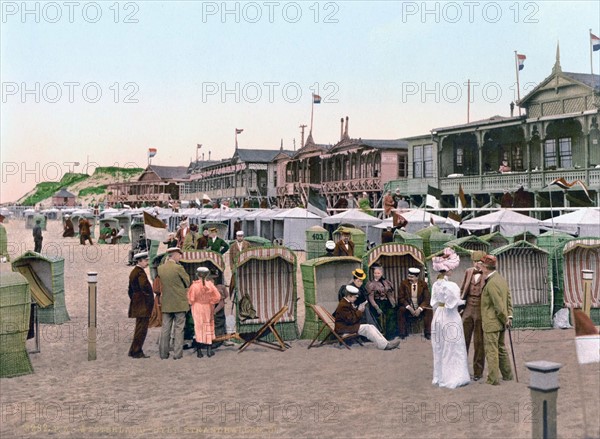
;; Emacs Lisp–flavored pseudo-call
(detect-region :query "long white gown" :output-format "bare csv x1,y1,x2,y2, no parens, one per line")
430,277,471,389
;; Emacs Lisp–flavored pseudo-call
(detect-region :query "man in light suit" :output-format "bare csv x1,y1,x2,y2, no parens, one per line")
480,254,514,385
158,247,191,360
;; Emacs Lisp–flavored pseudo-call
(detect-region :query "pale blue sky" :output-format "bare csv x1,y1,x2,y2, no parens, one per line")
1,1,599,202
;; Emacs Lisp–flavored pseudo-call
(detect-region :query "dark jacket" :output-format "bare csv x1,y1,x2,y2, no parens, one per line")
334,298,362,334
398,279,430,309
333,239,354,257
208,237,229,254
128,266,155,318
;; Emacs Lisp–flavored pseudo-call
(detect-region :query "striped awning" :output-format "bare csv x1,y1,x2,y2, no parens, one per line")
562,239,600,308
181,250,225,273
367,243,425,267
237,246,296,267
495,247,549,305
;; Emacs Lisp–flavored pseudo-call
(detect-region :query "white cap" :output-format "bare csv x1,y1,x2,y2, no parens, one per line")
408,267,421,275
236,230,244,236
325,240,336,251
133,251,148,261
197,267,210,274
345,285,360,295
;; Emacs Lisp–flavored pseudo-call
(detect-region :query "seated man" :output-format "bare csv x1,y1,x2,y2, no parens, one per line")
98,222,113,244
398,267,433,339
334,285,400,350
128,234,148,266
113,226,126,244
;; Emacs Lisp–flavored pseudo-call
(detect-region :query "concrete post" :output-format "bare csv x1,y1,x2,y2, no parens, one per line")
87,271,98,361
525,361,562,439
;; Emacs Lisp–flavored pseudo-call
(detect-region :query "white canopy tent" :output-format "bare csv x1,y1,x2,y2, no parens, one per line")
461,209,541,236
541,208,600,237
388,209,459,234
322,209,381,245
273,208,322,251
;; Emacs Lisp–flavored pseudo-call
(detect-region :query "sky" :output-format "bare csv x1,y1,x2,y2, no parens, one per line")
1,0,599,203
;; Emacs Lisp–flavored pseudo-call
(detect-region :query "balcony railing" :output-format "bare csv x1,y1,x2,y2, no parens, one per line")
438,168,600,194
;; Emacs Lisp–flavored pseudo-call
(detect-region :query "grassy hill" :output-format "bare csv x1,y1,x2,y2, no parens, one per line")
18,167,144,207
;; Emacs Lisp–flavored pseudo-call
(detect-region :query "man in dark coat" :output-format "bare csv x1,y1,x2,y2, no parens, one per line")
207,227,229,254
334,285,399,350
32,219,43,253
128,252,155,358
63,215,75,237
333,230,354,257
79,217,93,245
398,267,433,339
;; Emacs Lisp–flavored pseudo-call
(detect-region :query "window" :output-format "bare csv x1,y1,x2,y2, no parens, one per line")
273,170,277,187
414,144,433,178
544,138,572,168
456,148,463,167
398,154,407,178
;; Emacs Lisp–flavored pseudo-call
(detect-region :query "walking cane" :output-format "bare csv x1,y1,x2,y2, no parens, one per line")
507,325,519,383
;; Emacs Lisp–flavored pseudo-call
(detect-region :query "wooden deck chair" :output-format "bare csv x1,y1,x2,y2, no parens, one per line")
238,306,291,353
306,304,363,350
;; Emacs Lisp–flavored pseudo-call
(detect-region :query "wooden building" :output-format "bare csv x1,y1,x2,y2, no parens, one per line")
277,117,408,209
386,51,600,216
106,165,189,207
52,189,76,207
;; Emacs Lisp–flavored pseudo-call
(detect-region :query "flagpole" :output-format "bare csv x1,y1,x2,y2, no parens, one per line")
310,94,315,134
590,29,594,77
235,130,238,149
514,51,522,116
467,79,470,123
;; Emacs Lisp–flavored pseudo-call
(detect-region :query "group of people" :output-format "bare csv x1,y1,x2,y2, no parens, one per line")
172,217,230,254
333,266,432,347
332,247,514,389
99,222,126,244
127,247,227,360
429,248,513,388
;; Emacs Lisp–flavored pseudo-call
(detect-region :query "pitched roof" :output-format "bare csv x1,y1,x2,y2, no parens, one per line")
148,165,189,180
432,115,522,133
234,148,294,163
53,189,75,197
563,72,600,90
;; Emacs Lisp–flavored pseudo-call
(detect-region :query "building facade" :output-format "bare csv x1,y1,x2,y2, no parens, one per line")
386,55,600,215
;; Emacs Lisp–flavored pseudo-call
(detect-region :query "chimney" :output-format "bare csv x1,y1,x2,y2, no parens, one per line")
209,151,211,161
510,102,515,117
340,117,344,141
344,116,349,139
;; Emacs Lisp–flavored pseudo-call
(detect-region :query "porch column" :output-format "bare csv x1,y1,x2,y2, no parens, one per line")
476,131,484,191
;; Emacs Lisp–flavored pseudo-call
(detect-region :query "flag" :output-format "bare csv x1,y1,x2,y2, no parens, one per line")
517,53,526,71
307,187,328,218
197,144,202,149
148,148,157,158
143,211,169,242
313,94,321,104
426,185,442,209
235,128,243,134
550,178,592,201
573,309,600,364
592,33,600,51
457,184,467,215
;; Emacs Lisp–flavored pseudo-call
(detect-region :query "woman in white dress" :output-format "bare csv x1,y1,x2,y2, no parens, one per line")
430,247,471,389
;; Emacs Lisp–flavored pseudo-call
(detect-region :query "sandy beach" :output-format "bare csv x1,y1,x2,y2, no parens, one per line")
1,220,599,439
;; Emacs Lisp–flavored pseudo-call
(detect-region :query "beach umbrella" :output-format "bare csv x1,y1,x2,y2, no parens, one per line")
541,208,600,237
461,209,541,236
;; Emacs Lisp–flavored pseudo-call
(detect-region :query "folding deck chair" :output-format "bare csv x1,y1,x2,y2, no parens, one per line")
307,303,363,350
238,306,291,353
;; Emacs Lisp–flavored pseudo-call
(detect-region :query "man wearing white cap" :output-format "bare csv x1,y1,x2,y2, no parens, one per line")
334,285,400,350
229,230,250,268
398,267,432,339
127,252,154,358
158,247,191,360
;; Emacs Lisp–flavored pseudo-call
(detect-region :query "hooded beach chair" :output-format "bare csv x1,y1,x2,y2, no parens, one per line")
306,303,363,350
